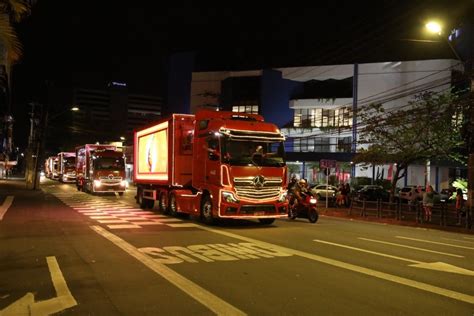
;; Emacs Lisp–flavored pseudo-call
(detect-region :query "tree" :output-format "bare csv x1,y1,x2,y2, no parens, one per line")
0,0,30,80
355,90,465,200
0,0,30,156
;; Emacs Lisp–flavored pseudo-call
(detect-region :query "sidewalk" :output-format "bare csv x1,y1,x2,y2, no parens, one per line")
318,203,474,235
0,177,31,192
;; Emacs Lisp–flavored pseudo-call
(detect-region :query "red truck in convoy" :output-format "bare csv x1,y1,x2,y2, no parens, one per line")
45,156,59,180
134,110,288,224
58,152,76,183
75,144,127,195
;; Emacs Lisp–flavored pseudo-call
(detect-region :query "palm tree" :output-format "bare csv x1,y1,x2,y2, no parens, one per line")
0,0,30,65
0,0,30,155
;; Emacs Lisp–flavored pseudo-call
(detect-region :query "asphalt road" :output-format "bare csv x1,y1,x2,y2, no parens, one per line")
1,179,473,315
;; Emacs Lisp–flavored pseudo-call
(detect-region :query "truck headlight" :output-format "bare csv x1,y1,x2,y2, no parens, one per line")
93,180,101,188
222,191,239,203
278,191,288,202
120,180,128,187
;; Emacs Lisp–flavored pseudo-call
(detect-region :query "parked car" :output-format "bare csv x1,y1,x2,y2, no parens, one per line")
310,184,338,200
399,186,423,203
399,186,442,204
356,185,390,201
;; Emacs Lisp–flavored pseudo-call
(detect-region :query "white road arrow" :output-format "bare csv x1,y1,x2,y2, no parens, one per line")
314,239,474,276
0,256,77,316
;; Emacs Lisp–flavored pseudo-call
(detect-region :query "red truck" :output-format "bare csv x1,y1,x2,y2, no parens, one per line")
75,144,127,195
58,152,76,183
134,110,288,224
45,156,59,180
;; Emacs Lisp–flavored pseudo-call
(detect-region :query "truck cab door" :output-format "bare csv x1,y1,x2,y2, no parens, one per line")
205,135,221,186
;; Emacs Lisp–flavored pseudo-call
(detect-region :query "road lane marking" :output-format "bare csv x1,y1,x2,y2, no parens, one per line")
358,238,464,258
90,216,117,220
97,220,128,224
29,256,77,315
0,196,14,220
167,223,201,228
193,225,474,304
107,224,141,229
442,237,474,245
132,221,164,225
396,236,474,250
90,225,246,315
314,239,421,264
314,239,474,276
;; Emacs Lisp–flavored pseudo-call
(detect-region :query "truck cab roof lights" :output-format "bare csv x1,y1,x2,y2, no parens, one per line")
219,128,285,141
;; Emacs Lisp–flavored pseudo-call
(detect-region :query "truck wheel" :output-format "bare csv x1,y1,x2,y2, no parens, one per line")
118,192,124,196
201,195,215,225
138,188,148,209
169,194,178,217
258,218,275,225
159,193,169,214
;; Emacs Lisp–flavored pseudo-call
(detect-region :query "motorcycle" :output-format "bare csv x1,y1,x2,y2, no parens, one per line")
288,191,319,223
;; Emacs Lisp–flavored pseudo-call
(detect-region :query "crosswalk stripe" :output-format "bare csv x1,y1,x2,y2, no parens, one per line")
130,221,163,225
107,224,141,229
97,220,128,224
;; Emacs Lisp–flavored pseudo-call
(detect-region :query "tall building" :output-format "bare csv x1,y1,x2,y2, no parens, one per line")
71,82,163,146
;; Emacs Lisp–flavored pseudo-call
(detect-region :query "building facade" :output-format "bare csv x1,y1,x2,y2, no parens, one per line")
169,58,464,191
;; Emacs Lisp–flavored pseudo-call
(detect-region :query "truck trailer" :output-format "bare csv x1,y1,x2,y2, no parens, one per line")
45,156,59,180
75,144,127,195
58,152,76,183
134,110,288,224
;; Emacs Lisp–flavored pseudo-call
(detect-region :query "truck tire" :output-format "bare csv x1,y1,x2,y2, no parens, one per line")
138,188,148,209
168,194,178,217
159,193,168,214
201,195,215,225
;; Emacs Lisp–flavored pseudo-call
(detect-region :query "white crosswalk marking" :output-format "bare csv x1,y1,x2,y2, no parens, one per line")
52,192,184,229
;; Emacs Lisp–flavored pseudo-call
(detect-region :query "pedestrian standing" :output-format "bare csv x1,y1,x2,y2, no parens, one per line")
455,188,464,225
344,183,351,207
422,185,435,222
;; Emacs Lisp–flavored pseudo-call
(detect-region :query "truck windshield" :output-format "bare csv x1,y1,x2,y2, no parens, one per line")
64,157,75,168
94,157,125,170
221,139,285,167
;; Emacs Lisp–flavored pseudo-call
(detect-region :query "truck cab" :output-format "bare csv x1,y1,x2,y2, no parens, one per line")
76,144,127,195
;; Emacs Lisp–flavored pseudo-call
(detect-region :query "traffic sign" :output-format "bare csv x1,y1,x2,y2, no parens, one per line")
320,159,337,168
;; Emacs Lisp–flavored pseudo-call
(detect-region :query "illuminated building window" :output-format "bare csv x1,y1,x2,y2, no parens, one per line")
294,107,352,128
232,105,259,114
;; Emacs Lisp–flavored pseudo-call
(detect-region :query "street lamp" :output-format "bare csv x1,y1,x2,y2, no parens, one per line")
425,20,463,62
426,19,474,227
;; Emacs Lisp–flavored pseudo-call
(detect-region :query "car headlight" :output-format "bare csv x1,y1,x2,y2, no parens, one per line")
222,191,239,203
310,198,317,204
278,191,288,202
93,180,101,187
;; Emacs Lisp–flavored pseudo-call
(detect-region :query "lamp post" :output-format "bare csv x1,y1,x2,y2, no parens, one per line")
26,104,79,189
426,20,473,227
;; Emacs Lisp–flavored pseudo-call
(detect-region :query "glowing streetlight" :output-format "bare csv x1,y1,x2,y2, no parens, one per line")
120,136,125,141
71,106,79,111
425,21,442,35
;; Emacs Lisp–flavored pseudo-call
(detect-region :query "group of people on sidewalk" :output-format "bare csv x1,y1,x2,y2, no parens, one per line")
417,185,465,224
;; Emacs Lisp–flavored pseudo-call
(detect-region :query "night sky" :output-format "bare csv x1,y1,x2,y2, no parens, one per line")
10,0,473,148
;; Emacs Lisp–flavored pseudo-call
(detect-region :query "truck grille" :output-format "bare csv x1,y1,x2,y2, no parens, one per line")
240,205,276,214
99,176,122,183
233,176,281,200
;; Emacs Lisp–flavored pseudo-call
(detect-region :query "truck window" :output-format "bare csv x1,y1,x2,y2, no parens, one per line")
94,157,125,170
207,136,220,161
181,130,193,154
